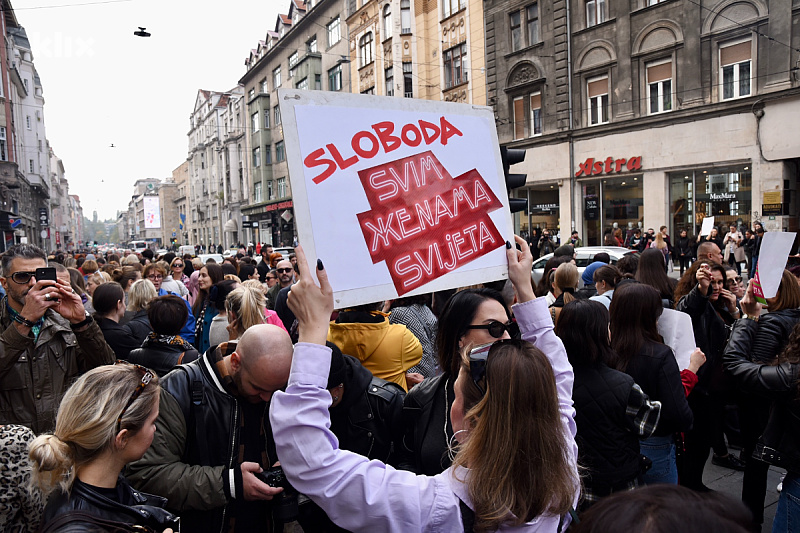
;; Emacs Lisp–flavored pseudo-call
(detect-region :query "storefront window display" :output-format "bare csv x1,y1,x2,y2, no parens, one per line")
526,186,560,240
669,165,751,237
582,176,643,246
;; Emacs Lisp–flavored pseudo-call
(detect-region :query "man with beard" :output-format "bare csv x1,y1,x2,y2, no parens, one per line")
0,244,114,434
127,324,293,533
266,259,294,310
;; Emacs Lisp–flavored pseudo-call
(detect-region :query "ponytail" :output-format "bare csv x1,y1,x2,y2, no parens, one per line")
226,285,267,338
28,434,75,495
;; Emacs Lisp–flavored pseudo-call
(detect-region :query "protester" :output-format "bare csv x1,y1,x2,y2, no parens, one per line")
649,232,671,272
0,424,43,531
29,363,178,532
240,279,287,331
328,301,423,391
191,262,224,353
676,229,694,275
538,228,557,256
85,272,104,299
610,283,694,485
124,279,157,347
401,287,513,475
128,295,200,377
535,255,571,303
270,241,580,531
750,222,765,278
170,256,189,286
67,266,94,314
266,259,293,310
0,244,114,434
576,261,605,299
256,246,273,282
159,261,189,299
636,249,677,307
111,265,141,306
128,324,293,533
723,225,744,275
386,294,438,385
590,265,622,309
556,299,661,508
724,282,800,533
616,253,639,278
549,262,579,323
207,279,241,347
697,240,724,265
94,282,142,360
724,266,745,301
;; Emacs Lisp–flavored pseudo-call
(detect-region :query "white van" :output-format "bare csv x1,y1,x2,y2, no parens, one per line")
129,240,148,254
178,245,195,257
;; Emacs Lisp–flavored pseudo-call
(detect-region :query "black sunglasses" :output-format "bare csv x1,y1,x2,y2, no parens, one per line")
173,263,183,268
9,271,38,284
466,320,519,339
114,361,155,433
276,268,293,274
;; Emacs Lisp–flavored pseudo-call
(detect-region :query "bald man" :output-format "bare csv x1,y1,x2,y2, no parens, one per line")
128,325,294,533
697,241,723,265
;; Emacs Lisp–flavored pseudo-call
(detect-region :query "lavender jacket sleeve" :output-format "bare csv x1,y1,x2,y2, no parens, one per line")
269,297,577,532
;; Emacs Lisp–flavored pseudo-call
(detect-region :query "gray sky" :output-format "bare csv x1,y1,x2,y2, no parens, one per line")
19,0,283,221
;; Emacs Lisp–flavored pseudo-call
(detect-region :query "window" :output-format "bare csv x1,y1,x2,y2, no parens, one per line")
252,147,261,167
362,87,375,95
327,17,341,46
526,4,539,45
297,78,308,90
307,36,317,53
260,79,268,93
444,44,467,89
443,0,466,18
586,0,606,27
277,177,287,198
29,159,34,173
720,41,752,100
401,0,411,34
26,116,31,130
510,12,522,51
254,182,263,202
251,112,259,133
315,74,321,90
512,92,542,139
268,180,275,200
383,5,392,40
289,52,299,69
263,109,270,129
386,67,394,96
588,76,609,125
248,88,255,100
0,128,7,162
359,33,374,67
265,145,272,164
274,105,281,125
646,61,672,114
276,141,285,162
403,62,413,97
329,64,343,91
273,66,282,88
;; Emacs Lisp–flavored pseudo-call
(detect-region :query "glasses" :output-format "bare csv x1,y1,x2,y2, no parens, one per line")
114,361,155,433
147,274,163,280
9,271,37,284
266,276,276,281
173,263,183,268
466,320,519,339
276,268,293,274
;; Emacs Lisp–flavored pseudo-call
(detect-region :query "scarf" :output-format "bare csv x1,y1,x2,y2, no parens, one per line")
142,332,195,351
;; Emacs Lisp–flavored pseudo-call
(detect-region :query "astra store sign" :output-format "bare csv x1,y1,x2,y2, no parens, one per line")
575,156,643,177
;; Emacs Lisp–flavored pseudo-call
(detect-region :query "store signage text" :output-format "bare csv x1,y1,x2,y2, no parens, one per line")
575,156,642,177
531,203,559,212
708,193,736,201
265,200,294,212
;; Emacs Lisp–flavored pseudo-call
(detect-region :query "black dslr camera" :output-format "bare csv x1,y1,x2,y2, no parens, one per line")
255,466,299,523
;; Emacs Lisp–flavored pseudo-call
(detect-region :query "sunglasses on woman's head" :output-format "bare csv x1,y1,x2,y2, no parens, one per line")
114,361,155,433
466,320,520,339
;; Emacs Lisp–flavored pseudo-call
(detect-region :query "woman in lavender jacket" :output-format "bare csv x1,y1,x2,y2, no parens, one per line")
270,238,580,532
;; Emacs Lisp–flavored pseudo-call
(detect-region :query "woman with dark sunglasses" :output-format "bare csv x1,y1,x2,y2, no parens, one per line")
29,362,178,532
270,241,579,531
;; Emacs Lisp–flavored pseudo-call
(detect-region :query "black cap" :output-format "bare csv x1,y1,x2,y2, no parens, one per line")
326,341,347,390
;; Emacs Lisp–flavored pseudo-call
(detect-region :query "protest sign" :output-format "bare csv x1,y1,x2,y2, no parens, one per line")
657,308,696,371
752,231,797,303
700,216,715,237
279,89,514,308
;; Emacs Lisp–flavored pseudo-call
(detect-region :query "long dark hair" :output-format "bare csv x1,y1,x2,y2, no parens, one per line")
435,288,510,377
192,263,224,316
636,249,676,301
609,283,664,371
555,300,617,367
673,260,708,307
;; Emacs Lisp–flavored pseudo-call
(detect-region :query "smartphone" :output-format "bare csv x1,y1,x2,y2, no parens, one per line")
34,267,57,282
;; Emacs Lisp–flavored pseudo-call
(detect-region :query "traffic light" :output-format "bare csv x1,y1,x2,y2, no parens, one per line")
500,146,528,214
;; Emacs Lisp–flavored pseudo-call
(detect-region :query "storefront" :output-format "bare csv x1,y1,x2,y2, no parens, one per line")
524,185,561,242
242,199,296,246
669,165,752,237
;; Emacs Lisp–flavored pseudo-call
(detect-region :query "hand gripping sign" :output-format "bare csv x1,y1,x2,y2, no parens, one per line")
279,89,514,309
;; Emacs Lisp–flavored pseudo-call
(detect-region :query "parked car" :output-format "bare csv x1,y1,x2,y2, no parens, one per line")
531,246,635,286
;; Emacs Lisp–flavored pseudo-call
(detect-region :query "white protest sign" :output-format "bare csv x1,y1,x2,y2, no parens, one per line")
278,89,514,309
657,308,696,371
700,216,715,237
752,231,797,303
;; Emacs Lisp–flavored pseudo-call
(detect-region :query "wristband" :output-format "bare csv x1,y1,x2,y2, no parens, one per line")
12,314,37,328
70,314,93,330
742,314,759,323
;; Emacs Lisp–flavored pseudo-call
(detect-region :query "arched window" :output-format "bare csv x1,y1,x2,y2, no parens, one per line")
383,4,393,40
359,32,374,67
400,0,411,34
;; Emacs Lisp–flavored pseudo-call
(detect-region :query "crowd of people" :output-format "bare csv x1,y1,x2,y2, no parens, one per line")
0,231,797,532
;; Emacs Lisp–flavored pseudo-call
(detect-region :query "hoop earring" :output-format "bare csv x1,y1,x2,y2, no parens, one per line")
447,430,468,461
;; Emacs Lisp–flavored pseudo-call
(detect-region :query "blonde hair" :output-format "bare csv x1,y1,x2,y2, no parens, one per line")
127,279,157,312
123,254,142,267
654,232,667,250
554,262,579,305
98,271,112,282
242,279,267,293
28,364,159,495
226,285,266,338
224,274,242,283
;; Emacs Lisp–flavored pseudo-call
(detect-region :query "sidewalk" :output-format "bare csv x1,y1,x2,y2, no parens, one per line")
703,454,784,532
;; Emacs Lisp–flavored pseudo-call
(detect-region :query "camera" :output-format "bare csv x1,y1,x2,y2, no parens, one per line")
255,466,298,523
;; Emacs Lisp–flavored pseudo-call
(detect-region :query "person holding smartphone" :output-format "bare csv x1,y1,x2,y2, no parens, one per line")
0,244,115,434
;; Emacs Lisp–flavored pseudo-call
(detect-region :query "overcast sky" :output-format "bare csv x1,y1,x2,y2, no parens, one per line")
19,0,283,221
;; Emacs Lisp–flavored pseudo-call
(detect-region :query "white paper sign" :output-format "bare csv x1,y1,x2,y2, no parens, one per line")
278,89,514,309
658,308,696,371
753,231,797,302
700,216,715,237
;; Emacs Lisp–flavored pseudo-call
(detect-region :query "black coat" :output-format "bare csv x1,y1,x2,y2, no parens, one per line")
676,236,693,256
399,373,456,475
724,319,800,475
623,341,693,436
748,309,800,364
40,476,177,533
95,316,140,360
126,310,152,346
128,340,200,377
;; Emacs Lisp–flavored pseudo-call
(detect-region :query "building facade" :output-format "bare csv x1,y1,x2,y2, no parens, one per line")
172,161,190,245
485,0,799,245
240,0,350,247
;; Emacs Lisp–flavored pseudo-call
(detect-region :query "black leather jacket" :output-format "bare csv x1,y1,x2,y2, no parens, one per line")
747,309,800,363
128,339,200,377
40,476,178,533
723,318,800,474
